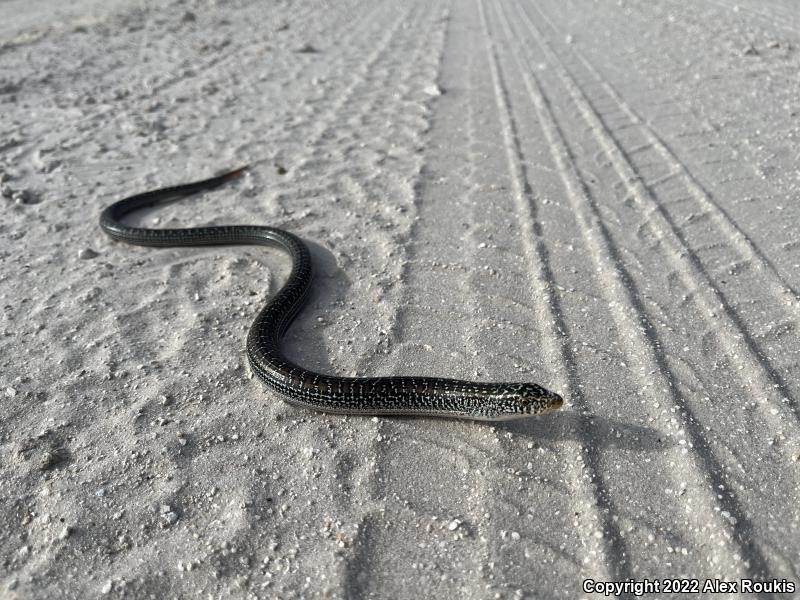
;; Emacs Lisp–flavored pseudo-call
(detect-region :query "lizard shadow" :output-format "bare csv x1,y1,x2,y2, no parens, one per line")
277,239,353,376
498,410,672,453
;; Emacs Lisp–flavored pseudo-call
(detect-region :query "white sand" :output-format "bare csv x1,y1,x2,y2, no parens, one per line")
1,0,799,597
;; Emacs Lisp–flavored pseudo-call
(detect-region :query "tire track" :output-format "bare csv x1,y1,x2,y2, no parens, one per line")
587,0,800,279
491,0,776,582
337,3,502,596
537,1,800,304
517,1,800,443
305,0,445,388
550,0,800,312
477,0,625,587
304,2,499,597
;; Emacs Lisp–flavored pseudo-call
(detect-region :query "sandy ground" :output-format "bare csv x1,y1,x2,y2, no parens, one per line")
1,0,799,598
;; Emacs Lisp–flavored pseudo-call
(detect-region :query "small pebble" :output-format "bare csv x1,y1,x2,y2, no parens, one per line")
424,84,442,97
41,448,68,471
13,189,36,205
5,386,17,397
447,519,461,531
79,248,99,260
